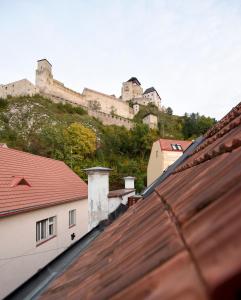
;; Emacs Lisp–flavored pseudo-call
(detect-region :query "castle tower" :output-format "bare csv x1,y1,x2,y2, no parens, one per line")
35,59,53,93
121,77,143,101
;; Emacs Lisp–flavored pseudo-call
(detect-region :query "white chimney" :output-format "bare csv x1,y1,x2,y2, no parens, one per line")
84,167,111,230
123,176,135,189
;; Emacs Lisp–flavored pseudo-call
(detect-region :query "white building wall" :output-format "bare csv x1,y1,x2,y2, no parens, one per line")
0,199,88,299
108,191,135,214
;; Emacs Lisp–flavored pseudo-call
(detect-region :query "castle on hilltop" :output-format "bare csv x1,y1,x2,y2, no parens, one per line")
0,59,162,128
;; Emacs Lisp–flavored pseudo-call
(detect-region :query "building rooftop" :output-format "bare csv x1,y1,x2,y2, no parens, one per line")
159,138,192,152
0,148,87,217
143,87,161,99
38,101,241,300
37,58,52,66
108,188,135,198
127,77,141,86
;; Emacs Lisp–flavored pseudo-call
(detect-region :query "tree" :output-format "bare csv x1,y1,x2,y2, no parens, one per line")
182,113,216,139
63,123,96,163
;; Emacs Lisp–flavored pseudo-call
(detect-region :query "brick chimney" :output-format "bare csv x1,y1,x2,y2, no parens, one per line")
84,167,112,230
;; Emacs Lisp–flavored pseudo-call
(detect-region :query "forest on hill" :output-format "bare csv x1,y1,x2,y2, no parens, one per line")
0,95,216,192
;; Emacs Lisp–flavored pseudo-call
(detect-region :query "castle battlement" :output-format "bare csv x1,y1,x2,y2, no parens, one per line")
0,59,162,129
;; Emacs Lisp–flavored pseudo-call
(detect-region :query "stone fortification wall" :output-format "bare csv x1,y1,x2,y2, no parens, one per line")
42,93,133,129
49,79,87,107
0,79,39,99
88,110,133,129
83,88,134,120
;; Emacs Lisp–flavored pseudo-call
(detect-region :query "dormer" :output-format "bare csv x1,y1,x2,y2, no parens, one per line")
11,176,31,188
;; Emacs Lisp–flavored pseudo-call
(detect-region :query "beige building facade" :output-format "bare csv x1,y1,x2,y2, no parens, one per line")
147,138,192,186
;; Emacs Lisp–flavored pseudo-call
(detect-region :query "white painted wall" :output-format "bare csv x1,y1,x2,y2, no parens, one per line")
86,168,111,230
0,199,88,299
108,191,135,214
124,177,135,189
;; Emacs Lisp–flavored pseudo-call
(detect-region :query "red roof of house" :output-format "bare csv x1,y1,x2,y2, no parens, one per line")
159,138,192,151
0,148,87,217
40,102,241,300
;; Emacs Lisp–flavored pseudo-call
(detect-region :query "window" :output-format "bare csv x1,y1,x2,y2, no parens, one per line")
36,216,56,244
69,209,76,227
171,144,183,151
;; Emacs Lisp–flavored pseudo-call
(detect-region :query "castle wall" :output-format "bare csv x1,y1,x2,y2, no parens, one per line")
42,93,133,129
83,88,134,119
0,79,39,99
50,79,87,107
88,110,133,129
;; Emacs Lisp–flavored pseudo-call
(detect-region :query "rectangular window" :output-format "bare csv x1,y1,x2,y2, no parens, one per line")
36,216,56,243
69,209,76,227
171,144,183,151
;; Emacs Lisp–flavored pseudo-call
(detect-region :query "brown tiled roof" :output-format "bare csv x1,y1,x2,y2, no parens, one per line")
0,148,87,217
41,102,241,300
159,138,192,152
108,189,135,198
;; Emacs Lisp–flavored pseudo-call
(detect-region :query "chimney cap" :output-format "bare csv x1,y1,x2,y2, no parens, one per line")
84,166,112,174
123,176,136,180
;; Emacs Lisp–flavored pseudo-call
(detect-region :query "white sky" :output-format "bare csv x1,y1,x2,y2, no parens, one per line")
1,0,241,120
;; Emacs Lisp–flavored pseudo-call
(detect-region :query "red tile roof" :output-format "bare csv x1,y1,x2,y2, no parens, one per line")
0,148,87,217
158,138,192,151
41,102,241,300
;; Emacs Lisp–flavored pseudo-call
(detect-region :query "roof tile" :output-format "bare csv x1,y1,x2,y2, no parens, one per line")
0,148,87,216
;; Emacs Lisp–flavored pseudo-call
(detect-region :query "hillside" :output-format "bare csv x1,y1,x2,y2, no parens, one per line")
0,95,216,192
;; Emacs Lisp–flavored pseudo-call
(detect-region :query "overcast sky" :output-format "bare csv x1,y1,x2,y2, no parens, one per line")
1,0,241,120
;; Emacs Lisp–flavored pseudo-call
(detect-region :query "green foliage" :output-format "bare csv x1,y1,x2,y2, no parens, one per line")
182,113,216,139
134,103,159,122
0,95,216,193
56,102,87,115
0,98,8,110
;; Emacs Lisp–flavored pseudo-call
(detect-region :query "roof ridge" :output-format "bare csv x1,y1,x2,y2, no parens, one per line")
204,101,241,139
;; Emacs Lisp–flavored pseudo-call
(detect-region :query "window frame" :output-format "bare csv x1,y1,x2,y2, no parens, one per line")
36,216,56,245
69,209,76,228
171,143,183,151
